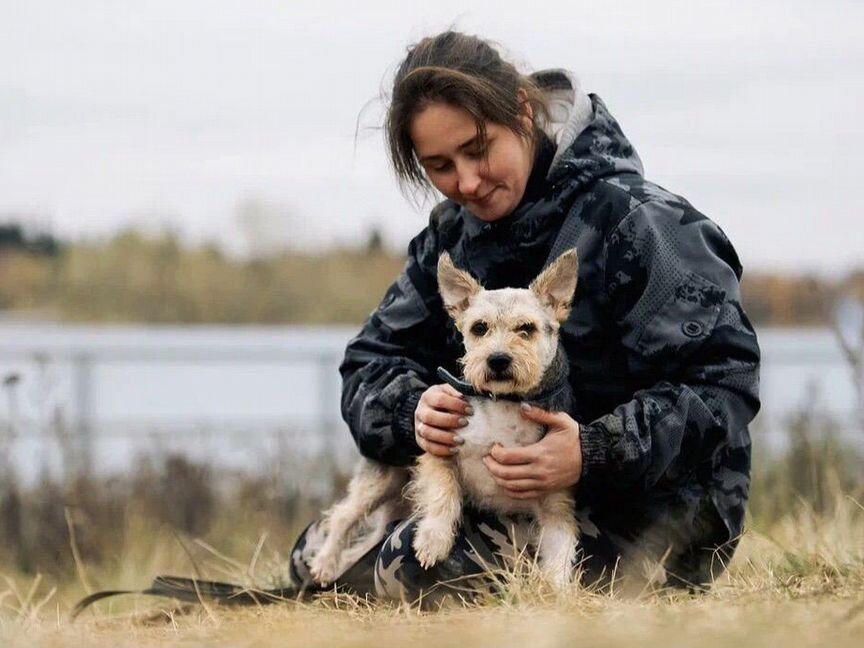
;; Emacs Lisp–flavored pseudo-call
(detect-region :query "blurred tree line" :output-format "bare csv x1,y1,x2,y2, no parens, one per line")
0,221,861,326
0,225,403,323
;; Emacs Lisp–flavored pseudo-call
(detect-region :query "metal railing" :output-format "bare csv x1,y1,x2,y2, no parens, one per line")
0,326,860,476
0,341,346,474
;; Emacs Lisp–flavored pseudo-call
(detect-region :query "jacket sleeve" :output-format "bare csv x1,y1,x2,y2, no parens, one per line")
577,199,761,495
339,225,446,466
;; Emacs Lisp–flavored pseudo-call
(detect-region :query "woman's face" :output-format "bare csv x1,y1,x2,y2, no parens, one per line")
410,102,535,222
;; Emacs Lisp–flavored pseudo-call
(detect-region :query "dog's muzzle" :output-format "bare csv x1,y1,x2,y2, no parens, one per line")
486,353,513,380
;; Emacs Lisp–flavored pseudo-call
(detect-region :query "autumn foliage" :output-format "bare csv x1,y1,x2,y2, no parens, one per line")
0,227,861,326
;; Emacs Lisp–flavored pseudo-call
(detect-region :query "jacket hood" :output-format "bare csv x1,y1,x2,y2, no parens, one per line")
530,69,644,185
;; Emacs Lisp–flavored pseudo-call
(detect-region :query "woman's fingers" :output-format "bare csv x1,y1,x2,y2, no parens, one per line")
416,422,462,447
488,443,535,465
414,384,475,457
519,403,571,429
416,424,460,457
495,478,543,492
423,383,471,410
419,440,458,457
482,456,535,480
416,405,468,430
424,390,472,416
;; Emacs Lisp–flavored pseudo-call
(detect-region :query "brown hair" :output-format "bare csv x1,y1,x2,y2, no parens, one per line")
385,31,549,194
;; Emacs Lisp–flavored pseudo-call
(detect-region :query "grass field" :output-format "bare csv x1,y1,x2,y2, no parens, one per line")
1,428,863,647
2,505,863,648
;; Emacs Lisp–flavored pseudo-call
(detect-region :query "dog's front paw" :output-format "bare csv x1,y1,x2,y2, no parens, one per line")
309,553,340,585
413,521,455,570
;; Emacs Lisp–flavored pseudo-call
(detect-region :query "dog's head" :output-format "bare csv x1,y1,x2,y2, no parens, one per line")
437,250,578,395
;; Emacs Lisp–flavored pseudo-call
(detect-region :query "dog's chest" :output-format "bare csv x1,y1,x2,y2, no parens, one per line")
459,398,543,450
455,397,545,511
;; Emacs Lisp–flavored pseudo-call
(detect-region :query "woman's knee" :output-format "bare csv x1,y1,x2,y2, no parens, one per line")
373,512,506,603
374,518,423,601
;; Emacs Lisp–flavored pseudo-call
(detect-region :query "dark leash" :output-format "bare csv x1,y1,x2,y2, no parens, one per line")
70,530,383,621
70,575,306,621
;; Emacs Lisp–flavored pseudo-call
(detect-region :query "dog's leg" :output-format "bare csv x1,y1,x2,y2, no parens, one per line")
408,454,463,569
332,497,406,574
310,459,406,585
535,491,579,591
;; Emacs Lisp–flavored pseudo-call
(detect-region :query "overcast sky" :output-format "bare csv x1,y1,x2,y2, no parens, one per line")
1,0,862,275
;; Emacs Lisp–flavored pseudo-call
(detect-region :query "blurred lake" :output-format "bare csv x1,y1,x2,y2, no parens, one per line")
0,323,859,483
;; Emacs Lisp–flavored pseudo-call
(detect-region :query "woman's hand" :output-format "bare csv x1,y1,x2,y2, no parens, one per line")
414,384,473,457
482,404,582,499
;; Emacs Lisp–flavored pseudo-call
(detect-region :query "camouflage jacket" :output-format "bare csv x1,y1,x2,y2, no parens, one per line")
340,70,760,546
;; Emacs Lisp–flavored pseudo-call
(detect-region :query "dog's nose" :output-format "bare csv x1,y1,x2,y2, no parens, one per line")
487,353,512,373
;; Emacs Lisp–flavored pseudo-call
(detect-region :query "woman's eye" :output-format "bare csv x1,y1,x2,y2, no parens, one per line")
430,161,452,172
470,321,488,336
516,323,536,337
467,138,492,159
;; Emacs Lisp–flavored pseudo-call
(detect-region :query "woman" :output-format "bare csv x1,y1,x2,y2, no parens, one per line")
291,30,760,601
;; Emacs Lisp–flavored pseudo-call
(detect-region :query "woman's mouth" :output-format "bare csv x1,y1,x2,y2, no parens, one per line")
473,187,498,207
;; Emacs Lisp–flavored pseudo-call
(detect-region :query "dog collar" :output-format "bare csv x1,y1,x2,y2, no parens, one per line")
436,366,569,407
436,367,521,402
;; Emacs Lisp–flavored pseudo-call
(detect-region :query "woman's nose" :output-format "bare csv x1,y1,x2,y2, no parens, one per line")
456,160,482,197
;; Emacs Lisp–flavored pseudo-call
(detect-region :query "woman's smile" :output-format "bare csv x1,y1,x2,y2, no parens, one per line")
470,187,499,208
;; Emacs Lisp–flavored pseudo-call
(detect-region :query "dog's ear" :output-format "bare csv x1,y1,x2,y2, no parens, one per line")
438,253,481,319
530,250,579,322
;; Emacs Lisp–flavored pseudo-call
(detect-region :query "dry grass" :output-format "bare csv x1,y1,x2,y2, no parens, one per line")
0,493,862,647
1,422,863,647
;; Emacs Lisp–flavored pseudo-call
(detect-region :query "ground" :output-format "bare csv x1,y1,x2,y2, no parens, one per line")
2,501,863,648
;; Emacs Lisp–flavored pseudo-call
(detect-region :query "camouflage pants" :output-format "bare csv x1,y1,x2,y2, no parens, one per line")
290,499,732,604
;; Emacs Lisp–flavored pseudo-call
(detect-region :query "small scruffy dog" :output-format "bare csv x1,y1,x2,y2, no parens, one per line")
310,250,580,589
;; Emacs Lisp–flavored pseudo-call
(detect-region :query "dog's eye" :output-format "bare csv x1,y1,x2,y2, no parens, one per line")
516,323,536,338
470,321,488,337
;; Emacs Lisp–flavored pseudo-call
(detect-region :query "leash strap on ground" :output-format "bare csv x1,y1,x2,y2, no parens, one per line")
70,575,303,620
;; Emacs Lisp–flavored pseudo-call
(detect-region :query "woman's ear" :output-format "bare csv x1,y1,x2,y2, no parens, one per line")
517,87,534,123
